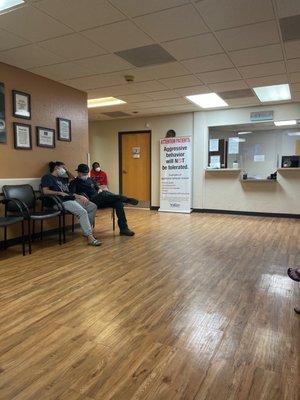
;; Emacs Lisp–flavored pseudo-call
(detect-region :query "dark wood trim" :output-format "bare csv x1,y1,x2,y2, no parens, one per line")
118,130,152,207
192,208,300,219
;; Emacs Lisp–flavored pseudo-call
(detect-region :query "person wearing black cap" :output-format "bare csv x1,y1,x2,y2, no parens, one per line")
69,164,138,236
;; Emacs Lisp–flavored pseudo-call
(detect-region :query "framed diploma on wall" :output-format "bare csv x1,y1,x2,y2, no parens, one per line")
57,117,71,141
12,90,31,119
13,122,32,150
36,126,55,148
0,82,5,143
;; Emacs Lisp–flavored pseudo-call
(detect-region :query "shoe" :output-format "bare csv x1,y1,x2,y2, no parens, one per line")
88,238,102,246
127,198,139,206
120,228,135,236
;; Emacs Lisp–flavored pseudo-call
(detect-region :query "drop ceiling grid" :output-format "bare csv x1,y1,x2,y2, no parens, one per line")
0,0,298,118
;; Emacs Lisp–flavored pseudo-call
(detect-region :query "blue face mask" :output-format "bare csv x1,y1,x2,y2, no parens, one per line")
80,174,89,180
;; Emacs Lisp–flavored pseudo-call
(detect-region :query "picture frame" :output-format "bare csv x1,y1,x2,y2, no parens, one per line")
36,126,55,148
13,122,32,150
57,117,71,142
12,90,31,119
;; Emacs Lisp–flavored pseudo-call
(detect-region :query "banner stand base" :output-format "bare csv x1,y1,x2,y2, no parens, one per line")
158,208,192,214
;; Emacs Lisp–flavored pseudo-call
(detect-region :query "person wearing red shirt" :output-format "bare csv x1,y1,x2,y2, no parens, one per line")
90,162,108,189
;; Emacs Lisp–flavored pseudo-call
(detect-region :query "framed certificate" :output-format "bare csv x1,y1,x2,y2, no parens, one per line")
13,122,32,150
36,126,55,148
12,90,31,119
57,117,71,141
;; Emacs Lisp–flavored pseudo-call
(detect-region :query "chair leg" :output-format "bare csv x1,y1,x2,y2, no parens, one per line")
4,226,7,250
27,219,32,254
59,215,62,245
112,209,116,231
32,220,35,242
63,213,66,244
72,214,75,232
40,220,43,241
21,220,26,256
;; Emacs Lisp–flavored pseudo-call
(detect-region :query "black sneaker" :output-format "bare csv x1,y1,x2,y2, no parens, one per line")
127,198,139,206
120,228,135,236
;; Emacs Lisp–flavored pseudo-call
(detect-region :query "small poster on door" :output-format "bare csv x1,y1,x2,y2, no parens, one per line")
132,146,140,158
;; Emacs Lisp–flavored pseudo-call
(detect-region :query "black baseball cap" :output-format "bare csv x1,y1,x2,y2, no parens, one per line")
76,163,89,173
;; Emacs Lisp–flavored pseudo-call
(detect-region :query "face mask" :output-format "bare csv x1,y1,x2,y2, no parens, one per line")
95,167,101,172
57,167,66,177
80,174,89,180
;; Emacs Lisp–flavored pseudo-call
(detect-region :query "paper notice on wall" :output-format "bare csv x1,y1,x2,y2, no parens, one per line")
228,137,239,154
210,155,221,169
209,139,219,152
254,154,265,162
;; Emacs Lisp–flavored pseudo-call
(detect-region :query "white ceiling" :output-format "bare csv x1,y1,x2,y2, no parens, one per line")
0,0,299,120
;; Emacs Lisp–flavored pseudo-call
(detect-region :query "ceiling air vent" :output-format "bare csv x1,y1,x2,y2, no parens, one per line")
101,111,131,118
115,44,175,67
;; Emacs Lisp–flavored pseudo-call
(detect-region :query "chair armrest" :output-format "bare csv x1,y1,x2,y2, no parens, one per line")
1,198,29,218
38,193,65,211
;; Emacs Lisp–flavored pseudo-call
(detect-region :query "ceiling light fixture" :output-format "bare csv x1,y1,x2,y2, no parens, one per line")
186,93,228,109
253,84,291,102
287,132,300,136
0,0,24,13
274,120,297,126
238,131,252,135
87,97,126,108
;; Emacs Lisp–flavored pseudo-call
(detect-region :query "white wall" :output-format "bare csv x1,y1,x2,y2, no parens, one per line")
89,103,300,214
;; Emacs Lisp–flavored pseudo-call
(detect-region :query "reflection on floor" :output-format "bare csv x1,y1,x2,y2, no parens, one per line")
0,209,299,400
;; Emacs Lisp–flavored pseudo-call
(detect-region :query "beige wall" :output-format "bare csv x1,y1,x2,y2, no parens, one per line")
89,103,300,214
0,61,89,240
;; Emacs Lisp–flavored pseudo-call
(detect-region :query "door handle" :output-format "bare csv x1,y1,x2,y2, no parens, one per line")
122,170,127,174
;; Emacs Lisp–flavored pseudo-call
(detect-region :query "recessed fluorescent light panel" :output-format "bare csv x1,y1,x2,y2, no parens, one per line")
87,97,126,108
274,120,297,126
238,131,252,135
0,0,24,13
186,93,228,109
288,132,300,136
253,84,291,102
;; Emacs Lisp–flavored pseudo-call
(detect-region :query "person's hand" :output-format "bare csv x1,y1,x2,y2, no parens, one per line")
59,192,69,197
76,194,89,205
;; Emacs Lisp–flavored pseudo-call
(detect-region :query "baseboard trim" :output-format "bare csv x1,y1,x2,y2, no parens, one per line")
192,208,300,219
0,223,80,249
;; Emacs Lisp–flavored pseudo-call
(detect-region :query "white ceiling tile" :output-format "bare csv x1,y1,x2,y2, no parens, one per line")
285,40,300,59
108,80,169,95
174,85,211,96
290,72,300,83
0,28,29,52
0,5,72,41
162,34,223,61
275,0,300,18
75,54,132,74
292,92,300,101
239,61,286,78
134,5,208,42
34,0,125,31
138,98,189,109
197,68,241,84
216,21,280,51
82,20,153,53
229,44,283,66
182,53,233,73
0,44,64,69
208,80,249,92
63,74,126,90
195,0,274,30
110,0,189,17
171,104,200,112
146,90,180,100
115,93,153,102
38,34,107,61
291,83,300,91
30,62,90,80
159,75,202,89
246,74,288,87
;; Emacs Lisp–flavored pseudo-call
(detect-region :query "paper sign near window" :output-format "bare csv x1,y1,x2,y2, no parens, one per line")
210,155,221,169
132,146,140,159
228,137,239,154
254,154,265,162
209,139,219,152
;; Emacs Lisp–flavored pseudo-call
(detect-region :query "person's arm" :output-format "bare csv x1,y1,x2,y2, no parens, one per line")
69,179,89,205
100,171,109,191
42,187,69,197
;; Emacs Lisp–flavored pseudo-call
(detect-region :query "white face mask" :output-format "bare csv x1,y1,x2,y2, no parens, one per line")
57,167,66,177
95,167,101,172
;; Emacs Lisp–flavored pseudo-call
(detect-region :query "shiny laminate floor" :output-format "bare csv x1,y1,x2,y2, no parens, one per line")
0,209,299,400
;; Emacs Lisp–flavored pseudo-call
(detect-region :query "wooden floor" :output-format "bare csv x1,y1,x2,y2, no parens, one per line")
0,209,299,400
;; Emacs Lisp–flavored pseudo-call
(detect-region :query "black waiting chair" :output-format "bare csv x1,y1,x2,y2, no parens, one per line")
2,184,62,254
0,199,26,256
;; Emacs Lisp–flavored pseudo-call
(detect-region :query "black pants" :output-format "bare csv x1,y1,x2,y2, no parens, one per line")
91,191,129,230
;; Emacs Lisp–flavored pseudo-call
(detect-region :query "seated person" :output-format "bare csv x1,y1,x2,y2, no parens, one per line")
69,163,138,236
41,161,101,246
90,162,109,190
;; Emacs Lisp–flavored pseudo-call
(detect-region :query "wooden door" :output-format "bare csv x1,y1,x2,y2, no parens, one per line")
120,132,151,202
295,139,300,156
